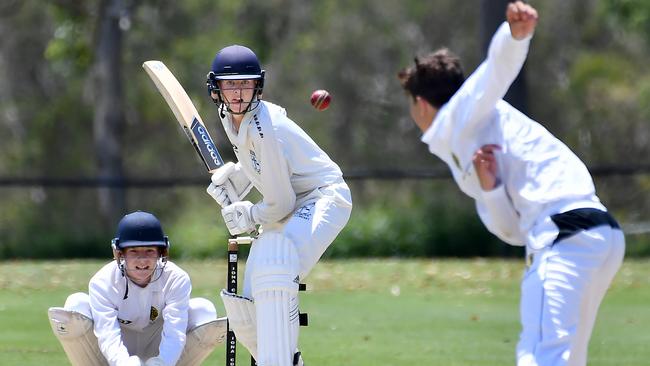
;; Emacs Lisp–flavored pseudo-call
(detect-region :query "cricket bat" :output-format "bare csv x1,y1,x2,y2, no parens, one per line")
142,60,224,173
144,61,245,366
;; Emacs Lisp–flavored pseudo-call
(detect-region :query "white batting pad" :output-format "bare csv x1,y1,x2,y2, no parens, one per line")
176,317,228,366
248,232,300,295
220,290,258,359
48,307,108,366
255,291,300,366
248,232,301,366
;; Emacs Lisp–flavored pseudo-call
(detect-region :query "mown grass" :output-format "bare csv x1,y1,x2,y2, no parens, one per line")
1,258,648,365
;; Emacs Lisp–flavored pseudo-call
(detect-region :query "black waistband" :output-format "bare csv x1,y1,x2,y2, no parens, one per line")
551,208,620,244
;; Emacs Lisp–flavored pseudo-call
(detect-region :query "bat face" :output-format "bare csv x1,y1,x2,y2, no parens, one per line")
143,60,224,173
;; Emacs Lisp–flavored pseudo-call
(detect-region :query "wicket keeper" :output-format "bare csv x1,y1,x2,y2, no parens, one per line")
48,211,227,366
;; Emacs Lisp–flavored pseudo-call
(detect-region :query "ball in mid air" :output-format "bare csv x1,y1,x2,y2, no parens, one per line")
310,89,331,111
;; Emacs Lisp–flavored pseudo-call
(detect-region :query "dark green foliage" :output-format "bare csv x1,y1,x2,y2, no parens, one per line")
1,0,649,258
326,180,524,259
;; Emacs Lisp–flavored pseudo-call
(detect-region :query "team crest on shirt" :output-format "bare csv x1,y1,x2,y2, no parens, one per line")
118,318,132,325
250,150,261,173
150,306,159,322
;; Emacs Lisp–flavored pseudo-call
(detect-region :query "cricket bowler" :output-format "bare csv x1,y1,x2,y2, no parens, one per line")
397,2,624,365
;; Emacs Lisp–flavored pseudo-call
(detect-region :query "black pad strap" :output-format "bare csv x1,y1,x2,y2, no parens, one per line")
293,351,302,366
299,312,309,326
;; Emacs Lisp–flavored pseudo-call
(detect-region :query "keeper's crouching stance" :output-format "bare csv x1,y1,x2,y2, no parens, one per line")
205,45,353,365
48,211,227,366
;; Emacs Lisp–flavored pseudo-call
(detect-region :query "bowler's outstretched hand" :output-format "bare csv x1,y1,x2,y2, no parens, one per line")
506,1,538,40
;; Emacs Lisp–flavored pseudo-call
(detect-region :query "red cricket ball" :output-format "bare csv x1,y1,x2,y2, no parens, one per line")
310,89,331,111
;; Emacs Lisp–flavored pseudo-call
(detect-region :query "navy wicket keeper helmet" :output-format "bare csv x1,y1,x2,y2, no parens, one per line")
111,211,169,250
206,45,265,113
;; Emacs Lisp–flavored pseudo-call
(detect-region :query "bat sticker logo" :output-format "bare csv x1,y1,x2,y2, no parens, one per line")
190,118,224,170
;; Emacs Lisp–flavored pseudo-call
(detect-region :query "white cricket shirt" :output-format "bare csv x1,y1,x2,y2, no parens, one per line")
89,261,191,366
219,101,345,226
421,22,605,250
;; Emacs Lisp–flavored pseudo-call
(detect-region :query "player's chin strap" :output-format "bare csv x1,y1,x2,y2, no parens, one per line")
149,256,168,283
207,72,264,118
218,95,262,118
117,255,169,300
110,239,169,299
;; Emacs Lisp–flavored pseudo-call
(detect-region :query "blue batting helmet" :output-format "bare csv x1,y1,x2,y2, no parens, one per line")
210,45,263,80
206,45,265,113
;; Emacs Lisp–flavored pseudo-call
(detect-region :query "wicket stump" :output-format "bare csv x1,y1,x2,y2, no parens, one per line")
225,236,309,366
226,236,256,366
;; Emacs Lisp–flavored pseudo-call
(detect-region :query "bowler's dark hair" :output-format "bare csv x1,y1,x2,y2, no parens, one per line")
397,48,465,108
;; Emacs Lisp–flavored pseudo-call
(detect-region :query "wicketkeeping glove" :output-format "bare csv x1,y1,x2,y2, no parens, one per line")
221,201,256,235
125,355,144,366
144,356,166,366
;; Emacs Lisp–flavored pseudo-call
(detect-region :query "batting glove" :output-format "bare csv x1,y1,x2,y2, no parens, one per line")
207,181,237,208
221,201,256,235
207,162,253,208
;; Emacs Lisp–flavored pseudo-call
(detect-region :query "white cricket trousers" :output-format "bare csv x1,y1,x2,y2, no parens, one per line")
516,225,625,366
242,181,352,297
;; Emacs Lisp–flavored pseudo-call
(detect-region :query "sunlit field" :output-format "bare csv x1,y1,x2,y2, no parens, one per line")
1,258,648,365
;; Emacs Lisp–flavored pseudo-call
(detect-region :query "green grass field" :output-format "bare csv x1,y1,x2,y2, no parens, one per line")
1,258,648,365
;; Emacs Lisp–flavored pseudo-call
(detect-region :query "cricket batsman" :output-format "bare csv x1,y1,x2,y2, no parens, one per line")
397,2,625,365
205,45,353,365
48,211,227,366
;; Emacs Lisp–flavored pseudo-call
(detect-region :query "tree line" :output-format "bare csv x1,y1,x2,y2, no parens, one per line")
1,0,649,259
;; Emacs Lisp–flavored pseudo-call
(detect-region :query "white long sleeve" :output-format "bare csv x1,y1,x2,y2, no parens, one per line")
89,275,131,365
158,271,191,365
220,101,344,226
89,262,191,366
422,22,531,171
421,22,604,250
476,185,526,246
